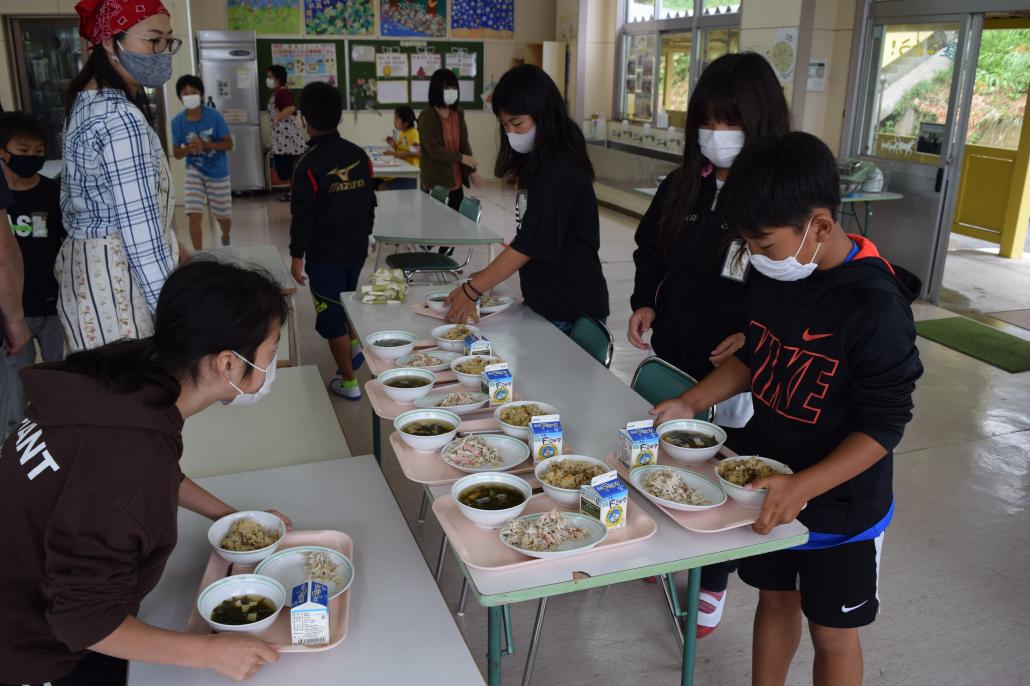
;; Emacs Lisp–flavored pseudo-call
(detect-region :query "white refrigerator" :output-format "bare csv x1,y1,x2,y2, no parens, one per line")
197,31,264,192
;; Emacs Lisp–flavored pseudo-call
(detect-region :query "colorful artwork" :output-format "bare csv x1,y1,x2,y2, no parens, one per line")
304,0,375,35
381,0,448,38
451,0,514,39
228,0,301,35
271,43,338,89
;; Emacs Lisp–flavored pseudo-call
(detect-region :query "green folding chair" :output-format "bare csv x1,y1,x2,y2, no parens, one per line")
570,316,614,368
430,185,449,203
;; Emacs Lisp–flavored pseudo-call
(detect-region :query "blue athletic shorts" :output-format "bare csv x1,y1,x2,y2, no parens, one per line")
305,260,364,339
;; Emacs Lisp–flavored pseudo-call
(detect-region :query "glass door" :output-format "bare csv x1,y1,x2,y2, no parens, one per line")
9,18,85,160
851,15,978,300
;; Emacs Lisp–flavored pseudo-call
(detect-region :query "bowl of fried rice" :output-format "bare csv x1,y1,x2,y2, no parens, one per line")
715,456,793,509
534,455,610,507
207,511,287,566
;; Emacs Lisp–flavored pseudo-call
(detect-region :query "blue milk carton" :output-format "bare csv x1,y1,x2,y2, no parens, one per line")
464,334,492,357
580,470,629,530
290,580,330,646
618,420,660,470
484,363,513,407
529,414,563,464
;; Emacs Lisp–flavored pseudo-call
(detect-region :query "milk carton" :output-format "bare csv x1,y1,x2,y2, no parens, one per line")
529,414,563,464
618,420,660,470
290,580,330,646
484,363,513,407
464,334,492,357
580,470,628,530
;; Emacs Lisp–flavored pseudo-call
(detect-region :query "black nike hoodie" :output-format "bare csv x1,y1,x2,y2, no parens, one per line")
0,365,184,684
736,236,923,535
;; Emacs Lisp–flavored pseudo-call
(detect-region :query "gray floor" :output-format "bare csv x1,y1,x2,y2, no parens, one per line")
178,184,1030,685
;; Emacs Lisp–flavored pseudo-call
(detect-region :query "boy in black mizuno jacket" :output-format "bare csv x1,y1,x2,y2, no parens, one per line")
653,132,922,686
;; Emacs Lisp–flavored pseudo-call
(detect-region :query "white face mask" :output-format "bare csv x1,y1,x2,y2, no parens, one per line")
223,352,277,407
182,94,202,110
698,128,745,169
747,218,821,282
443,89,459,105
506,125,536,154
266,77,278,89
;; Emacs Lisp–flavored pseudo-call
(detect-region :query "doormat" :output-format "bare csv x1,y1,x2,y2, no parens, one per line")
916,317,1030,373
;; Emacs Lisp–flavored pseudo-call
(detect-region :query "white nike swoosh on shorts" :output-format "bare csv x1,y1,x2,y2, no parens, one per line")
841,600,869,613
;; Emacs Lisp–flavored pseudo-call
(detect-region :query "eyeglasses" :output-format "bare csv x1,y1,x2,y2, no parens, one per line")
123,32,183,55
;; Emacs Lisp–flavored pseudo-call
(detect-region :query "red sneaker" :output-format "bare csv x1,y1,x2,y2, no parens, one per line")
696,590,726,638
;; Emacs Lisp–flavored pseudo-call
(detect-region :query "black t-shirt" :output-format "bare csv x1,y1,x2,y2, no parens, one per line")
509,155,609,322
6,176,65,317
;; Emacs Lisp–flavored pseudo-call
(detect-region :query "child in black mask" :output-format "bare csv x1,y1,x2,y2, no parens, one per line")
0,111,66,435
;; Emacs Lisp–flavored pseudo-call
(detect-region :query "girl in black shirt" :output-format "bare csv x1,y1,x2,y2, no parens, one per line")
444,65,608,332
629,53,791,636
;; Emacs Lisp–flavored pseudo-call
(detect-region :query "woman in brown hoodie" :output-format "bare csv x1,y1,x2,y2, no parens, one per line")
0,261,291,685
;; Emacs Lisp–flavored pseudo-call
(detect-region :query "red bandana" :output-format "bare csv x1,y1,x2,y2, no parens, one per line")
76,0,170,46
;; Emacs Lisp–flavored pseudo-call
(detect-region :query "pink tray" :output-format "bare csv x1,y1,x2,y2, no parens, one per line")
407,298,523,322
433,492,658,571
391,417,536,485
605,451,759,533
184,530,353,653
366,378,479,420
364,340,437,376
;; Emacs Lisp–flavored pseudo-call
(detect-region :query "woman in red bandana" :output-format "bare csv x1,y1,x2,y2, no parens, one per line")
55,0,188,354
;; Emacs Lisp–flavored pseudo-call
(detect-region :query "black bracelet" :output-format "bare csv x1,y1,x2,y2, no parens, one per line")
461,282,478,302
466,280,483,297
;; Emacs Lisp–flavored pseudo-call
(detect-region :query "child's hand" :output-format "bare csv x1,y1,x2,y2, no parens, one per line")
445,287,478,324
710,333,745,366
650,397,697,424
750,473,809,535
627,307,655,350
385,136,395,146
290,258,307,286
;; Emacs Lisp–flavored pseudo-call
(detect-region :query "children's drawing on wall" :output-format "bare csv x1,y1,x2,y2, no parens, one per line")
451,0,514,40
381,0,448,38
228,0,301,35
304,0,375,35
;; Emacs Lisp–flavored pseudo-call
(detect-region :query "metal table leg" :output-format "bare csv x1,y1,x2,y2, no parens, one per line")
457,578,470,616
434,535,448,583
286,293,301,366
488,605,503,686
418,490,429,523
659,573,685,647
680,568,701,686
520,597,548,686
371,408,381,465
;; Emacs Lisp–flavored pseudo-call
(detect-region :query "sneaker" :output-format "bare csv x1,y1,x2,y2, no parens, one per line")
696,589,727,638
330,377,361,400
278,193,291,202
220,235,231,246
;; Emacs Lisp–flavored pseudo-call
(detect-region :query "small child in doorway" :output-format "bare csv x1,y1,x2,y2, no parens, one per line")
289,82,376,400
0,112,66,435
171,75,234,249
380,105,420,190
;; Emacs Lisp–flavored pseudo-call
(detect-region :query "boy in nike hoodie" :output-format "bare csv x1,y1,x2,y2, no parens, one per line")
654,131,922,686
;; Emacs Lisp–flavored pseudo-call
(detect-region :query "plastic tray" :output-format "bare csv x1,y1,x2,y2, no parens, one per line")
366,378,477,420
184,530,353,652
432,492,658,571
391,417,536,485
407,297,522,322
364,340,438,377
605,451,759,533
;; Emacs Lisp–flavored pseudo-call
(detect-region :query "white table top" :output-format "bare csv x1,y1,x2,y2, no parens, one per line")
372,190,504,246
131,457,483,686
181,366,350,479
200,245,295,294
372,157,421,177
343,287,808,601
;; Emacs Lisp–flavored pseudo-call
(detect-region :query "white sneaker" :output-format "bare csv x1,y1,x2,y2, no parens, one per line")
330,378,361,400
696,589,727,638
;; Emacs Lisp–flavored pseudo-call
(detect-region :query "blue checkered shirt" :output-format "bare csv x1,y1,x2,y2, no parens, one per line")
61,89,175,312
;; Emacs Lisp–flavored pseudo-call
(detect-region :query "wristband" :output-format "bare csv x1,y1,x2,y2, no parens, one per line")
461,283,477,302
466,280,483,297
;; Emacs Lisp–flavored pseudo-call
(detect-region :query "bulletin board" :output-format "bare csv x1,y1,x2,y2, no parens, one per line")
345,39,485,110
256,38,348,107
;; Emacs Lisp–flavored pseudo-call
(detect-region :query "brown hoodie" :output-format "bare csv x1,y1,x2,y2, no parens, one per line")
0,365,184,684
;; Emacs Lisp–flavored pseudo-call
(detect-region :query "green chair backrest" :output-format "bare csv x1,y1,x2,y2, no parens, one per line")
430,185,449,203
570,316,614,368
630,357,713,421
458,196,482,222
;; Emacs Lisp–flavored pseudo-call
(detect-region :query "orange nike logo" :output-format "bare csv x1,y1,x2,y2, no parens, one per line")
802,328,834,342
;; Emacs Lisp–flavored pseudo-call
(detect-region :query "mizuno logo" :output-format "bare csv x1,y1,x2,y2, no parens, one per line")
841,601,868,614
327,160,360,182
801,328,833,342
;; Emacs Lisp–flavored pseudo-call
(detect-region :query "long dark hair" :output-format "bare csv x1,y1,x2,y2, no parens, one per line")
658,52,791,252
491,64,593,180
62,261,288,406
395,105,417,130
427,68,459,109
65,40,152,123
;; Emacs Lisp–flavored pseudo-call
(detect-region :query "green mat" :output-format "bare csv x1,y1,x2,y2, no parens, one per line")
916,317,1030,373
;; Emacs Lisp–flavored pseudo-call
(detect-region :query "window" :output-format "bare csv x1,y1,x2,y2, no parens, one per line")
620,0,741,125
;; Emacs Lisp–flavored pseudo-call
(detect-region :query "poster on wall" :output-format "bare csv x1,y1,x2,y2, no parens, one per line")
376,52,410,78
769,27,799,82
411,52,442,78
451,0,514,39
304,0,375,35
272,43,338,88
228,0,301,35
381,0,448,38
446,50,477,78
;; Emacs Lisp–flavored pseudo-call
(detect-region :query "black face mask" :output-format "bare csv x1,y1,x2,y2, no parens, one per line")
3,152,45,178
